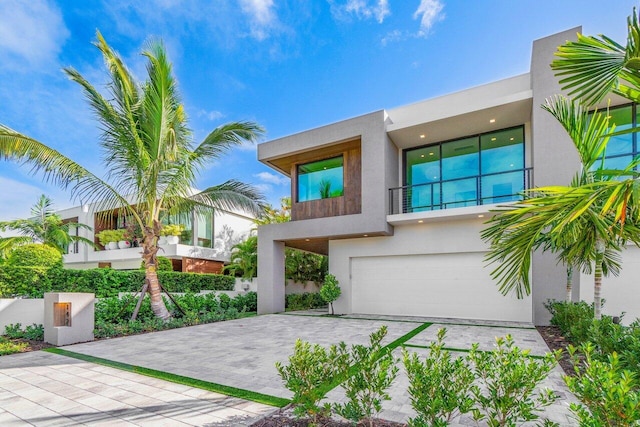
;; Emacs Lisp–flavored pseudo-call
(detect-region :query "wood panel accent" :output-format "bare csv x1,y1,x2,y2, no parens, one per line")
98,262,112,268
270,138,361,176
291,140,362,221
182,257,225,274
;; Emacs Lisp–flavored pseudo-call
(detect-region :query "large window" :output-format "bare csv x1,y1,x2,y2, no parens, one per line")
405,126,525,212
297,156,344,202
595,104,637,170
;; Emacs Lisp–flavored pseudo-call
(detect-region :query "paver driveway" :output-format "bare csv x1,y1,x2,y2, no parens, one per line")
62,313,577,425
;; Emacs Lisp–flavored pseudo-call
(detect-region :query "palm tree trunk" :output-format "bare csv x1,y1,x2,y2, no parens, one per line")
594,239,605,320
566,266,573,302
142,222,171,320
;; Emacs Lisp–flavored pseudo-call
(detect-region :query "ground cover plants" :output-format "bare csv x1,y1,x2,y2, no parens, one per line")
271,326,560,427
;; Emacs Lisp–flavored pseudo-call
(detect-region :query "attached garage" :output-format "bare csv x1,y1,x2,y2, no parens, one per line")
350,252,532,323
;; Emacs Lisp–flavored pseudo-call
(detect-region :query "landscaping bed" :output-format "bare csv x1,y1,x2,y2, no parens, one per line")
536,325,573,375
251,408,405,427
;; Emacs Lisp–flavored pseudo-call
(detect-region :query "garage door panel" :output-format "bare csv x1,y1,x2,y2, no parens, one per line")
351,253,532,322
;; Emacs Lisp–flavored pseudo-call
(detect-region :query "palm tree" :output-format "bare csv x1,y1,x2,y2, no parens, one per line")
0,194,94,256
482,96,640,319
0,32,265,319
224,235,258,280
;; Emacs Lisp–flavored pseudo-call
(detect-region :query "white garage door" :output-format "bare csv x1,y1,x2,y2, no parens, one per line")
351,253,532,322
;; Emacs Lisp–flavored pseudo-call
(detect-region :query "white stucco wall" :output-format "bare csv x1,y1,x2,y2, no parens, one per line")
580,245,640,324
0,299,44,331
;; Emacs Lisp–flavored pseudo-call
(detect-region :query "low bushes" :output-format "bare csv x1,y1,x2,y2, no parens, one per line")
94,291,257,339
285,292,325,311
0,266,234,298
278,326,560,426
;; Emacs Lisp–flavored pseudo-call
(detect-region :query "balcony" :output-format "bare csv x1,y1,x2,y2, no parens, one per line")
389,168,532,215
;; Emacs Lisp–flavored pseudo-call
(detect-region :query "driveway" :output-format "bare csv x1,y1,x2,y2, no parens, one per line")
1,313,577,425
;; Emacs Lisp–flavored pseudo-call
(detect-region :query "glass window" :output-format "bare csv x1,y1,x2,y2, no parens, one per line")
297,156,344,202
164,212,193,245
404,126,525,212
606,105,633,156
196,210,214,248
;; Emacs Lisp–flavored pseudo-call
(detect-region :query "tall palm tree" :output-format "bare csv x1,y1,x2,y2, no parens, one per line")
0,194,93,256
0,32,265,319
482,97,640,319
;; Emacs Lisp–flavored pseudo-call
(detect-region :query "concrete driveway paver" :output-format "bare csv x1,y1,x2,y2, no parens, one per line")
64,314,419,399
0,350,273,426
1,314,580,426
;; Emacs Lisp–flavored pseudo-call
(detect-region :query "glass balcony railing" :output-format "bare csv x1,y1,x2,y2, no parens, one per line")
388,168,533,215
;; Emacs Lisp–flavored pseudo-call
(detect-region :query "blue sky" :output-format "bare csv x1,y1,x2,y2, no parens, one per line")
0,0,638,220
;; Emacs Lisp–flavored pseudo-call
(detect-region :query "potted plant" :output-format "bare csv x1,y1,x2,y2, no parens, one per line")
116,229,131,249
160,224,184,245
96,229,119,250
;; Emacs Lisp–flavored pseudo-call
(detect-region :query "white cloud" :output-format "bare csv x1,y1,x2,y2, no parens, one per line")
413,0,444,36
0,0,69,69
239,0,278,40
255,171,289,185
0,176,71,222
197,109,225,121
330,0,390,24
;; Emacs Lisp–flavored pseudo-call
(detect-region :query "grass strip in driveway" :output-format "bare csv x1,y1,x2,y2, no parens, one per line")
44,347,291,408
402,343,547,359
280,313,425,324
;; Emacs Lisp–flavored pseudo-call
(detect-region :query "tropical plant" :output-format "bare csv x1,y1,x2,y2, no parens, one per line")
160,224,184,237
0,32,265,319
320,273,341,315
253,196,291,226
223,235,258,279
482,96,640,319
5,243,62,268
95,229,126,246
0,194,93,256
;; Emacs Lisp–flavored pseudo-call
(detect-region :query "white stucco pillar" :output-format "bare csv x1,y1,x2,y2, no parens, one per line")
257,236,285,314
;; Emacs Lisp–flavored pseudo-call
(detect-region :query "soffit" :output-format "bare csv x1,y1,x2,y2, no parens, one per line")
264,138,361,177
387,97,533,149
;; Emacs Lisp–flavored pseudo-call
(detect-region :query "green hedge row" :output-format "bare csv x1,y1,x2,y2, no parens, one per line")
0,266,235,298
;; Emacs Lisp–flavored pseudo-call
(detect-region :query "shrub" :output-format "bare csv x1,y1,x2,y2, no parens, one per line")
320,274,341,315
0,267,234,298
276,339,348,422
286,292,325,311
332,326,398,426
231,291,257,312
403,328,474,426
140,256,174,271
545,300,595,344
468,335,560,426
6,243,62,268
3,323,44,341
0,337,28,355
565,343,640,426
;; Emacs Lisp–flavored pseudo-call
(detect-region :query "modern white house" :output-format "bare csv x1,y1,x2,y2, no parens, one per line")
58,200,254,273
256,27,640,325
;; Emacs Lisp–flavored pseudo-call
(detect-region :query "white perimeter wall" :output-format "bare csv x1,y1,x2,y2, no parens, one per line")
330,218,533,323
0,299,44,331
580,245,640,324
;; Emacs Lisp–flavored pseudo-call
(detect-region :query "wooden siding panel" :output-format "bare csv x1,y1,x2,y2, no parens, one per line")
182,257,224,274
291,141,362,221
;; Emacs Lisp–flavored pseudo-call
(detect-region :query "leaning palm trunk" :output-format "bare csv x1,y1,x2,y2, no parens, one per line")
140,221,170,320
593,240,605,320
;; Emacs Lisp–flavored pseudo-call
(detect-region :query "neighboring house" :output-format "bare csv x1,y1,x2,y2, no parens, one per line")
256,27,640,325
58,201,254,273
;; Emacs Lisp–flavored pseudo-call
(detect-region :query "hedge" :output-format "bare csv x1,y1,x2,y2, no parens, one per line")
0,266,235,298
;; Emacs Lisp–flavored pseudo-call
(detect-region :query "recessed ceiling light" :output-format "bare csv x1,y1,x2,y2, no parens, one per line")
478,214,485,218
510,137,514,141
418,220,424,223
429,152,434,156
363,234,368,237
420,134,426,138
420,154,425,158
491,137,497,141
510,163,514,167
489,119,496,123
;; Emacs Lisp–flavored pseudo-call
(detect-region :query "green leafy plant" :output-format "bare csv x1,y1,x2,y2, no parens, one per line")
160,224,185,237
285,292,325,311
5,243,62,268
319,179,332,199
3,323,24,339
468,335,560,427
276,339,348,422
3,323,44,341
565,343,640,426
333,326,398,426
320,274,341,315
403,328,474,426
0,337,28,355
